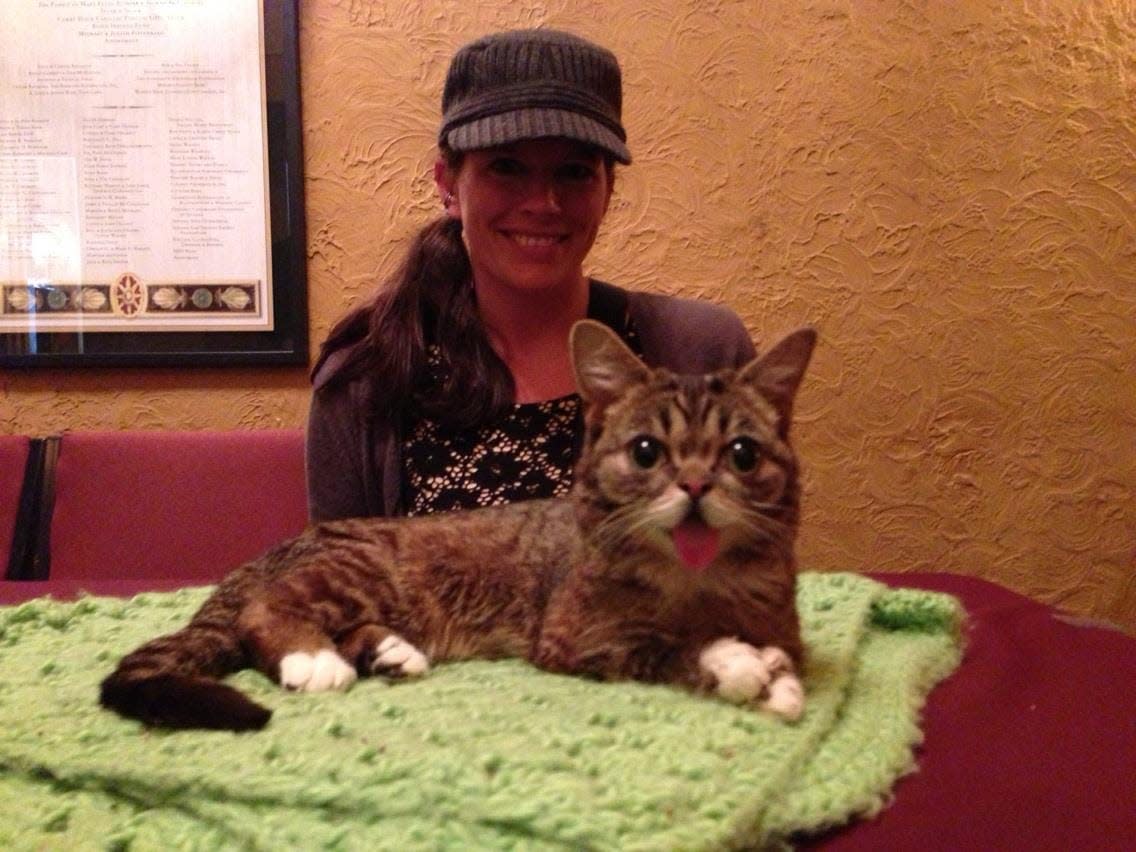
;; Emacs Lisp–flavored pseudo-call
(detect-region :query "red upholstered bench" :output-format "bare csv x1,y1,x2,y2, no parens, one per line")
1,431,1133,847
0,429,308,604
0,434,32,575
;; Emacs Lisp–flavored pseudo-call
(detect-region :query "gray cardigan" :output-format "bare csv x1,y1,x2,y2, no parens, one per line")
306,285,755,522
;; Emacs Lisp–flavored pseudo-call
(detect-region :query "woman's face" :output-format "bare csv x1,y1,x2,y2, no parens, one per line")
437,138,614,298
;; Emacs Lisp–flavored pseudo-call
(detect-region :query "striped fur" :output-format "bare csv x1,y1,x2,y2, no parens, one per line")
100,320,816,731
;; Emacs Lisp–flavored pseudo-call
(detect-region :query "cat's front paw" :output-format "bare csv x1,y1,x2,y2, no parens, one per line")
699,638,771,703
753,646,805,721
763,670,805,721
280,649,357,692
698,639,805,721
370,634,429,679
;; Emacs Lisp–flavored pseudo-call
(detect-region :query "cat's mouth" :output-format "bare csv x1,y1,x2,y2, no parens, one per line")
670,515,721,572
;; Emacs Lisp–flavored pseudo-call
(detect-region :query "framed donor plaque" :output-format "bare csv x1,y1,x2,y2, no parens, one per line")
0,0,307,366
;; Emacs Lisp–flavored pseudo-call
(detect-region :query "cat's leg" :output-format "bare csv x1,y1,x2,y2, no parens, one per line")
533,628,685,684
698,638,769,702
279,649,358,692
337,624,430,680
698,638,804,721
756,646,805,721
237,601,357,693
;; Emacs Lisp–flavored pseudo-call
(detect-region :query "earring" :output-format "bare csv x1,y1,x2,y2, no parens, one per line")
443,192,455,208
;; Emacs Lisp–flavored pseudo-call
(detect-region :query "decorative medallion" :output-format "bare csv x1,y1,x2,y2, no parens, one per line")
112,272,145,317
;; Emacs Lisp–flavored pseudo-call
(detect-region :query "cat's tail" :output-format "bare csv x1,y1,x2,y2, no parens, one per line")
99,617,271,732
100,672,271,731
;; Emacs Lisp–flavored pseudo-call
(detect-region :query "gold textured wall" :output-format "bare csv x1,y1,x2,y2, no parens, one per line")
3,1,1134,629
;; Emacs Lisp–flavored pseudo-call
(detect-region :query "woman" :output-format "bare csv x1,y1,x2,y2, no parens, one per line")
307,28,755,522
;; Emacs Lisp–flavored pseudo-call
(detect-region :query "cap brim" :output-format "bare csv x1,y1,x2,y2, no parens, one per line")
444,107,631,164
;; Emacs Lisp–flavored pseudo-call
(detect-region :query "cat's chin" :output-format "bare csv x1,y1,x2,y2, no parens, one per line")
670,517,721,572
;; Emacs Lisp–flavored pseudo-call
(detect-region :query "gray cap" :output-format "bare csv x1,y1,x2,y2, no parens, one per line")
439,29,631,164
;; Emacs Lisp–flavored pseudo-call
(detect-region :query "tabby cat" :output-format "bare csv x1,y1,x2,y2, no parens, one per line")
100,320,816,731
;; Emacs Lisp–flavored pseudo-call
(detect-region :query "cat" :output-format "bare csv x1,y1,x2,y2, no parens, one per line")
99,319,816,732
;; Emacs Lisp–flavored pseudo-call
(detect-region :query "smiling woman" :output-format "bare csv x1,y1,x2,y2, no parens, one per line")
305,28,758,523
441,141,612,300
439,139,614,402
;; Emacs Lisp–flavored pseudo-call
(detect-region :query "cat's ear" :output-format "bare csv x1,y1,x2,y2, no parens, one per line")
740,327,817,434
570,319,650,407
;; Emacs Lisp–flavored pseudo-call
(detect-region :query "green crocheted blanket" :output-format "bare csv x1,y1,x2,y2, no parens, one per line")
0,572,962,850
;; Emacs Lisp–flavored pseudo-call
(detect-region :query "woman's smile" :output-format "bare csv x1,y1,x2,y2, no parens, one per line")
440,138,614,296
499,229,571,263
505,231,566,247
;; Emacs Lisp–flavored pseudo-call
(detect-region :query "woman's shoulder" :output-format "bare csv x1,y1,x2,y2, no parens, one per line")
628,288,746,330
311,340,372,395
620,286,756,371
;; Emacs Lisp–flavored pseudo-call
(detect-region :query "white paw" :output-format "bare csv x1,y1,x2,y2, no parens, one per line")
280,649,357,692
371,634,429,678
758,646,792,674
763,672,805,721
699,638,771,703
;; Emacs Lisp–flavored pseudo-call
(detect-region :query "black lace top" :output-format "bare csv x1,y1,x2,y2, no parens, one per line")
401,283,642,516
402,390,581,515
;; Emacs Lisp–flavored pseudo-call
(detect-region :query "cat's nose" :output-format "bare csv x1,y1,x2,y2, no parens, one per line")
680,478,711,500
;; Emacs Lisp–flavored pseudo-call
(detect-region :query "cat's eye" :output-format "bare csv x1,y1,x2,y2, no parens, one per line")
726,438,760,473
629,436,664,469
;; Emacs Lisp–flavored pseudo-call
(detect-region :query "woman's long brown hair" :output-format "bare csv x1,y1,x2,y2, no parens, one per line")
312,146,616,430
311,212,514,430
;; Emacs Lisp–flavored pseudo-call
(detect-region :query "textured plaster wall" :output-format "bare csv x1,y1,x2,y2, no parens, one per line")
3,0,1134,629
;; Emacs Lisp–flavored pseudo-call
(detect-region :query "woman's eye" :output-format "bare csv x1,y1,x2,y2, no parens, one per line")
557,162,596,182
727,438,760,473
488,158,525,176
629,436,664,469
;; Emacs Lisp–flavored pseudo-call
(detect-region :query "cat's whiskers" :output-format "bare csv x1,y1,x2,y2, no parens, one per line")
594,501,665,550
733,507,795,561
652,488,697,523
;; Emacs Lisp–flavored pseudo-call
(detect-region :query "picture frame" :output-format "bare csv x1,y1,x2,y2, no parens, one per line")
0,0,307,367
